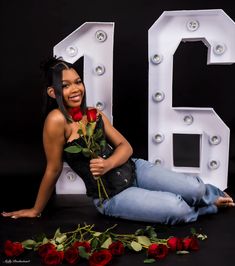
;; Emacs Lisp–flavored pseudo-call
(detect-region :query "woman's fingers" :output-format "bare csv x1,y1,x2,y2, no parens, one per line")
90,158,106,175
2,211,21,219
1,209,40,219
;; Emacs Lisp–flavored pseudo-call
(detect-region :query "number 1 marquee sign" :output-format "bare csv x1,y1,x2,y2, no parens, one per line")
54,9,235,194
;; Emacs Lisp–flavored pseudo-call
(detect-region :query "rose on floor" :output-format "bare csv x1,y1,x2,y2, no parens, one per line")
3,224,207,265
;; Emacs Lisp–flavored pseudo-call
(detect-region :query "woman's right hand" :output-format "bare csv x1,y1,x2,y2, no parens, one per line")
1,208,41,219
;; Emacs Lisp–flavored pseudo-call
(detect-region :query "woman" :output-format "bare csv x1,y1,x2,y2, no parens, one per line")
2,57,234,224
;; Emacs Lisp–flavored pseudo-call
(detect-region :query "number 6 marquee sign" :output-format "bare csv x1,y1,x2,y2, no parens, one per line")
54,9,235,194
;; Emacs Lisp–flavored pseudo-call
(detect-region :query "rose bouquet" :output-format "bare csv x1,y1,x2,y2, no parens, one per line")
3,224,207,265
64,107,109,202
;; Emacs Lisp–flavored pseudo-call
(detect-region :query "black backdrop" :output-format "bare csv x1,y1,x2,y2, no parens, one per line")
0,0,235,208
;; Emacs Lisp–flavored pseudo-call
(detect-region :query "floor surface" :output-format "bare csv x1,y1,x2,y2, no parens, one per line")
0,190,234,266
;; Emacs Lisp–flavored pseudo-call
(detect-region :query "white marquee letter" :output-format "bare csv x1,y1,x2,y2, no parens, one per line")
148,10,235,189
54,22,114,194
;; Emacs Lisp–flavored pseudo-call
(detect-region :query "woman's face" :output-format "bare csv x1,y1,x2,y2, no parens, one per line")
61,68,85,109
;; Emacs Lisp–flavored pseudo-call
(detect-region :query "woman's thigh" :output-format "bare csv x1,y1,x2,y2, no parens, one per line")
96,187,198,224
133,158,206,205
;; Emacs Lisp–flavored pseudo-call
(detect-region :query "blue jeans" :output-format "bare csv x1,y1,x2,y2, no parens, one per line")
93,158,225,224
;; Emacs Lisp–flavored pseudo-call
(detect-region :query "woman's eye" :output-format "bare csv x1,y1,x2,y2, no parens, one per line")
62,84,69,88
75,80,82,85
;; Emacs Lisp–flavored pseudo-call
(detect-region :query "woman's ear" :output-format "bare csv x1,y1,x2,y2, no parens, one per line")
47,87,56,99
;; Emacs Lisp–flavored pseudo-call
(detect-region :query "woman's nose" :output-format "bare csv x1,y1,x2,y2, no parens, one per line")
71,83,79,91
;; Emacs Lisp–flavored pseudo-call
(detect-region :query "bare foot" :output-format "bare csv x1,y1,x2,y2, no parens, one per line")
215,193,235,208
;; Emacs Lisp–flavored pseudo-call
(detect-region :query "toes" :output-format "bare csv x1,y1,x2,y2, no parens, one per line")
215,196,234,208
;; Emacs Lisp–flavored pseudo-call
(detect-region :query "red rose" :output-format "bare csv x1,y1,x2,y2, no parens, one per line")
148,243,158,258
69,107,83,122
167,237,184,251
88,249,112,266
38,243,56,257
183,237,199,251
147,243,168,260
167,237,178,251
86,108,97,122
108,241,124,256
64,247,79,265
41,249,64,265
4,240,24,257
189,237,199,251
73,241,91,253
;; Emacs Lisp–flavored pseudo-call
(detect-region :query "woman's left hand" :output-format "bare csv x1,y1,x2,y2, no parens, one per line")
90,157,111,177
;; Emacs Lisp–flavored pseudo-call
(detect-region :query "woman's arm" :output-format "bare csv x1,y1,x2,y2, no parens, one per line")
89,111,133,177
2,110,66,219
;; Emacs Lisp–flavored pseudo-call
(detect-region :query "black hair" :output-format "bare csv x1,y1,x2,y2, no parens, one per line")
41,56,87,122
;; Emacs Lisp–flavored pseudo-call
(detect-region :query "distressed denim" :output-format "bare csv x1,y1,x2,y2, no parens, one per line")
94,158,225,224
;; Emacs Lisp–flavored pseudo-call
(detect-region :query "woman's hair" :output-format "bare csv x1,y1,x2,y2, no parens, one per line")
41,56,87,122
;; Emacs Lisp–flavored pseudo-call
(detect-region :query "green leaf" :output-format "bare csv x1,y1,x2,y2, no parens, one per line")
42,237,49,245
93,129,103,140
82,148,91,158
78,246,89,260
197,234,207,240
99,139,106,149
55,234,67,244
145,226,157,239
21,239,37,250
91,238,99,250
53,228,61,239
34,242,43,251
130,241,142,252
93,232,102,237
176,250,190,255
143,258,156,264
135,228,145,236
64,145,82,153
190,227,196,235
101,237,112,249
126,244,133,250
57,244,64,251
137,236,151,247
34,233,46,243
50,240,56,245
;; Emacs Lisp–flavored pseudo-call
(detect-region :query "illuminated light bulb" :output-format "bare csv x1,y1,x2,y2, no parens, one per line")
153,133,165,143
65,46,78,57
151,54,163,64
209,135,221,145
186,20,200,31
94,65,105,75
96,101,105,111
152,91,165,102
154,158,164,166
67,172,77,181
183,115,194,125
213,43,226,55
208,160,220,170
95,30,107,42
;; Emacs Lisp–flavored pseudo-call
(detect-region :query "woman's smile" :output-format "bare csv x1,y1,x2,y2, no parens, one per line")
68,93,83,102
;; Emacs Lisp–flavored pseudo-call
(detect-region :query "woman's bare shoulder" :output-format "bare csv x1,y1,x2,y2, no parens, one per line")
45,109,66,125
43,109,66,137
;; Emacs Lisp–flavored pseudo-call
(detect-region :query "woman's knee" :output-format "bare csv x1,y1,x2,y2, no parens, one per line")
187,176,206,204
165,195,198,224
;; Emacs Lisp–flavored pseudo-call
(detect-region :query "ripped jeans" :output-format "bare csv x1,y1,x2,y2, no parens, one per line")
93,158,225,224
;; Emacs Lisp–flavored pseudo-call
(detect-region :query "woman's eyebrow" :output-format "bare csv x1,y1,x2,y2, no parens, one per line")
62,77,81,82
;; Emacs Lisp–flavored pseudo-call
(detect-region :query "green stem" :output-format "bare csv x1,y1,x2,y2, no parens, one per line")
99,177,109,200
